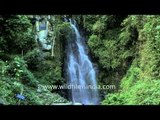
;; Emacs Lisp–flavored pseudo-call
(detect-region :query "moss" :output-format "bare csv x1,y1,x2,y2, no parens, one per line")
102,15,160,105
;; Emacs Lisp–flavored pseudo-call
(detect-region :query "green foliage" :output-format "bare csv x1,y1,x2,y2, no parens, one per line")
24,49,42,70
9,56,27,80
82,15,125,34
120,60,141,90
86,15,138,98
54,20,71,42
82,15,100,32
139,16,160,79
22,88,68,105
88,29,122,69
120,15,160,79
102,59,160,105
102,79,160,105
0,15,35,54
88,34,100,51
1,15,160,105
0,79,16,105
102,15,160,105
0,60,9,76
7,56,38,87
58,22,71,35
33,59,64,86
0,75,68,105
0,56,67,105
92,20,105,35
0,15,70,105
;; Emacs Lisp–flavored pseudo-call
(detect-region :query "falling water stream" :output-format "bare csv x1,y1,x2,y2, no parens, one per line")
66,19,99,105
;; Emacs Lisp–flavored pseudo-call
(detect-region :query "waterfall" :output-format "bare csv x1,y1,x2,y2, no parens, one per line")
66,19,100,105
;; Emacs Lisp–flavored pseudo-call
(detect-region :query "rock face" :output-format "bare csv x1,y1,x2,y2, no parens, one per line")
35,16,52,51
38,30,52,50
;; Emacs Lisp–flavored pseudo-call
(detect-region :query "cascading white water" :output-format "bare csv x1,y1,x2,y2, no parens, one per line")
66,19,99,105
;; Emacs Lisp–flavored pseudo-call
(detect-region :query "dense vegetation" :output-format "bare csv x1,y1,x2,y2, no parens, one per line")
0,15,70,105
79,15,160,105
0,15,160,105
